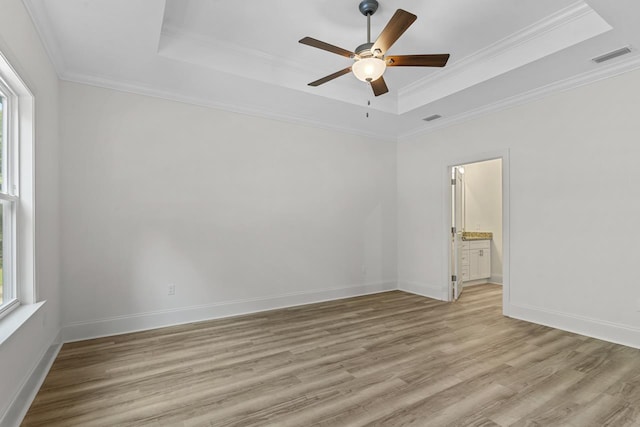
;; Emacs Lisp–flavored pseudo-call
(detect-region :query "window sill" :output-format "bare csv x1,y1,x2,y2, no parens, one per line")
0,301,45,346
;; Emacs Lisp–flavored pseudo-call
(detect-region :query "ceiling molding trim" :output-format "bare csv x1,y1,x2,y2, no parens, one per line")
399,1,595,95
397,0,611,114
158,26,398,114
59,71,397,144
398,53,640,141
153,0,169,54
160,24,314,75
21,0,66,77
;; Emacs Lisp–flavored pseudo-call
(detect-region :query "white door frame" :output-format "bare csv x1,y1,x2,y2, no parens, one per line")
442,149,511,316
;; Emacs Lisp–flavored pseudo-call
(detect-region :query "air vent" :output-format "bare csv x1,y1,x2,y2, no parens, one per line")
592,47,632,64
423,114,442,122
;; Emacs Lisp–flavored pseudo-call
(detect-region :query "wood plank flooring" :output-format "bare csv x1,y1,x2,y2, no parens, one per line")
23,285,640,426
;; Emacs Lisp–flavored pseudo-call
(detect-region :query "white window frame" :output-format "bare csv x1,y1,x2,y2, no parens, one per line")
0,50,35,321
0,78,18,317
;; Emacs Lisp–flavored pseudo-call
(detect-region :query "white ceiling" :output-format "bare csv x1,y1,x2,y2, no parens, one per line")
23,0,640,140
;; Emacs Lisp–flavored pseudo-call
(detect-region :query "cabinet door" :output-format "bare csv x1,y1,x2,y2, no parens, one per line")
469,249,481,280
477,247,491,279
461,250,470,280
469,246,491,280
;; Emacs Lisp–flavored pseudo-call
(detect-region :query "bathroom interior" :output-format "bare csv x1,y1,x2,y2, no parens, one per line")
451,158,503,299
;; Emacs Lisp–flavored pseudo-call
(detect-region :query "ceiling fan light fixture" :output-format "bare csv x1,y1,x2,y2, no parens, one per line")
299,2,449,96
352,57,386,82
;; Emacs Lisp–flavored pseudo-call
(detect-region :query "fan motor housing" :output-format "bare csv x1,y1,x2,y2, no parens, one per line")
359,0,379,16
355,42,375,58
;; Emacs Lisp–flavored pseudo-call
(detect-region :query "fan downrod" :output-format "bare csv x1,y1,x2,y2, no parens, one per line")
358,0,379,16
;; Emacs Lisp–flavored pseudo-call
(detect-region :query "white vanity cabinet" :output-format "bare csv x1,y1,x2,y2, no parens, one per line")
460,239,491,282
460,241,470,281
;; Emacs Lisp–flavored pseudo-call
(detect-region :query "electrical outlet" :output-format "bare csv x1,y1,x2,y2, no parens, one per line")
168,284,176,296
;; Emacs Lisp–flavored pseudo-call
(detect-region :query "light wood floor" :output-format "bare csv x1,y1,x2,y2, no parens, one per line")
23,285,640,426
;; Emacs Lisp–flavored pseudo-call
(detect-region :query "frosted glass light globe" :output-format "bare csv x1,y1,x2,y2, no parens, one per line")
352,57,386,82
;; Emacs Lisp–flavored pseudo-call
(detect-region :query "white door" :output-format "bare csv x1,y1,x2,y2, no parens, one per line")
452,167,465,300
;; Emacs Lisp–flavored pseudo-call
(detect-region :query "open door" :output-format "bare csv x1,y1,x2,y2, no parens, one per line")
452,166,465,300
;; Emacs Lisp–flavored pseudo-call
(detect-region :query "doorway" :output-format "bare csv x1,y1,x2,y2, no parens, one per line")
446,153,510,314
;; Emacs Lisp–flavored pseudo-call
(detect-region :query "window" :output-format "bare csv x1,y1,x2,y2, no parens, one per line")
0,77,17,316
0,50,35,321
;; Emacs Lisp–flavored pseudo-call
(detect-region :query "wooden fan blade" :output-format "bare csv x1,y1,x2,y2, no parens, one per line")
308,67,352,86
299,37,355,58
372,9,417,55
370,76,389,97
386,54,450,67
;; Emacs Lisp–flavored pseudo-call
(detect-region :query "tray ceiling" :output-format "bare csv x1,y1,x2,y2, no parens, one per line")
23,0,640,140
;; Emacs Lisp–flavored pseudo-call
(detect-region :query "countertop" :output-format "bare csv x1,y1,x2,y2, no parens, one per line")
462,231,493,241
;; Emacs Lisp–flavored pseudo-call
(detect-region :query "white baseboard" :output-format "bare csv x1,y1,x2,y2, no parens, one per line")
507,303,640,349
462,280,502,288
397,281,447,301
490,274,503,284
63,282,397,343
462,279,490,287
1,330,62,427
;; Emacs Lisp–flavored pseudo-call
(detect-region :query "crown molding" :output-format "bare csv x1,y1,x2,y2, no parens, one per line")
399,1,594,96
398,53,640,141
61,51,640,144
397,0,612,114
21,0,66,77
160,24,315,76
158,25,398,114
21,0,637,142
59,70,397,143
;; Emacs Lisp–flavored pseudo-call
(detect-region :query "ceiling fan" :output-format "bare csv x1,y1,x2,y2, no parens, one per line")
299,0,450,97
